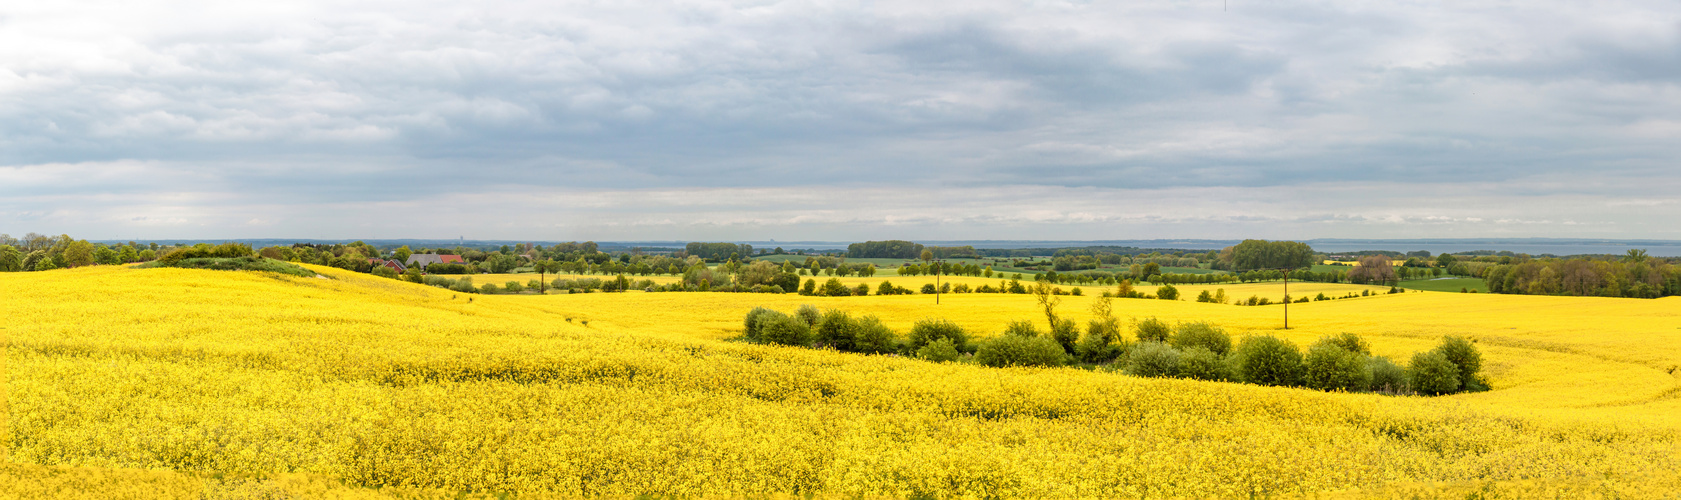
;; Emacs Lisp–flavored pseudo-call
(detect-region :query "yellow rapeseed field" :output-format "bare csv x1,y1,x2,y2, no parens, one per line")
5,265,1680,497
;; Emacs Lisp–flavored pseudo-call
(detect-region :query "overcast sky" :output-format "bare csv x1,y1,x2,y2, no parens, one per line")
3,0,1678,241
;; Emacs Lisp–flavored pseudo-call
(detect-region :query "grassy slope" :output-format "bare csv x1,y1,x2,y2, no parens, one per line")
6,265,1679,496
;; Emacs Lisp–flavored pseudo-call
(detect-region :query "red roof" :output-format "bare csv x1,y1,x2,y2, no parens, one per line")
439,255,465,264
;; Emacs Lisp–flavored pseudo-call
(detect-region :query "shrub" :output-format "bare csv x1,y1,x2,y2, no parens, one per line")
1368,356,1409,393
917,338,962,363
975,335,1066,368
743,307,777,341
906,318,971,353
1178,347,1232,381
800,279,817,295
921,283,938,294
1135,317,1171,343
853,284,870,296
795,304,822,327
1302,340,1371,392
758,313,812,346
480,283,500,294
1003,320,1040,338
1169,322,1232,356
504,281,525,293
877,281,897,295
813,309,857,351
818,278,851,297
1322,332,1371,355
1195,290,1213,302
1075,318,1124,363
1049,318,1079,354
1435,336,1483,389
1234,336,1303,387
371,266,399,279
1409,350,1461,395
1125,342,1181,377
143,256,315,277
851,315,899,354
1157,284,1180,300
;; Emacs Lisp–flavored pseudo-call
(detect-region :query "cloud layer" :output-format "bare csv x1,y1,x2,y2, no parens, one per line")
3,0,1678,239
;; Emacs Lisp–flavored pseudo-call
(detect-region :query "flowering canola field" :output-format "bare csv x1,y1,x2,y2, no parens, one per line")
5,265,1680,497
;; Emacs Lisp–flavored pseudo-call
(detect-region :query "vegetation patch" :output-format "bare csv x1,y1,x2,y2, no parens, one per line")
140,256,315,277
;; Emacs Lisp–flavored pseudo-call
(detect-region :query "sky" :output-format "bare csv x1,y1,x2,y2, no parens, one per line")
2,0,1678,241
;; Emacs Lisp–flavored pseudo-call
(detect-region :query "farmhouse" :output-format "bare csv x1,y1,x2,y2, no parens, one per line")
404,253,465,270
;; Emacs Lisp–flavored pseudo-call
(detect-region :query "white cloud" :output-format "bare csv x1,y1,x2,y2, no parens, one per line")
1,0,1678,239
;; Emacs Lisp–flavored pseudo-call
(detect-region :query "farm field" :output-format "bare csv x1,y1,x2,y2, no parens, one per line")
1400,277,1488,293
6,265,1681,497
476,271,1379,304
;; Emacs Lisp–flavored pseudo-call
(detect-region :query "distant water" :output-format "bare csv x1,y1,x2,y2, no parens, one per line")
1304,242,1681,258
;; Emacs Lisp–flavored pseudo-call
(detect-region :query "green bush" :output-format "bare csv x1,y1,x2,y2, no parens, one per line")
759,313,812,347
141,256,315,277
480,283,500,294
1234,335,1303,387
851,315,899,354
800,279,817,295
1003,320,1041,338
743,307,777,341
1125,342,1181,377
1075,318,1124,363
916,338,961,363
1157,284,1180,300
819,278,851,297
504,281,525,293
877,281,897,296
795,304,822,327
906,318,971,353
975,335,1066,368
1302,340,1371,392
1435,336,1484,390
371,266,399,279
1368,356,1409,393
1169,321,1232,356
1409,350,1461,395
1135,317,1171,343
1322,332,1371,355
920,283,938,294
813,309,857,351
1049,318,1079,354
1177,347,1232,381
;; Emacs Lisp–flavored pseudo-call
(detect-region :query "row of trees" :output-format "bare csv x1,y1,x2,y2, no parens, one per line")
0,234,166,271
1483,252,1680,298
739,299,1485,395
846,240,924,259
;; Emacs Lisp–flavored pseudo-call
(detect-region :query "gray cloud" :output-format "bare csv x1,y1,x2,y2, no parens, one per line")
2,0,1678,239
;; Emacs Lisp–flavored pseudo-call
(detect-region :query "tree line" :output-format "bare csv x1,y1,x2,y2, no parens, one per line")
740,295,1486,396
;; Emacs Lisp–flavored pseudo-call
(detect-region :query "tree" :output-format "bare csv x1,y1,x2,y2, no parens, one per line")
0,245,21,271
1625,249,1649,264
1348,255,1396,285
921,249,941,304
1031,281,1061,330
1229,239,1315,272
533,260,562,293
1229,239,1316,329
394,246,414,264
62,240,95,268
